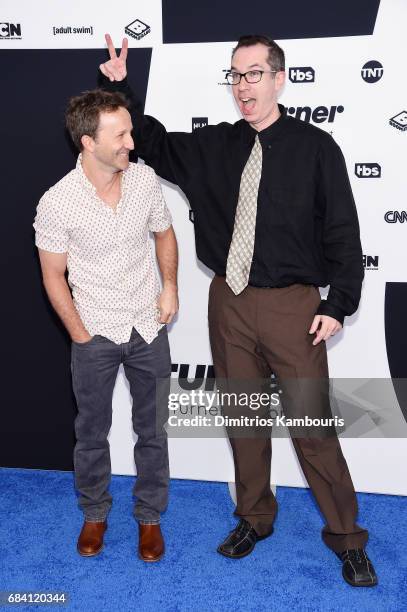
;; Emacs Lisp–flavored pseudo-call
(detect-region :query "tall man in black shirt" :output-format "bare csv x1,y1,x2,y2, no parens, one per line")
99,34,377,587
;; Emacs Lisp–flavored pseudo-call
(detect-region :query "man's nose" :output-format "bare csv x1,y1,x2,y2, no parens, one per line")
237,76,249,91
126,135,135,150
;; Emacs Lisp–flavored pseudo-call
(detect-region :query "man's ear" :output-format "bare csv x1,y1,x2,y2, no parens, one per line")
275,70,286,94
81,134,95,153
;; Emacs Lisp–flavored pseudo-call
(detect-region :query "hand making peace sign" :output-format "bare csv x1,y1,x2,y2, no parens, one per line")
99,33,128,82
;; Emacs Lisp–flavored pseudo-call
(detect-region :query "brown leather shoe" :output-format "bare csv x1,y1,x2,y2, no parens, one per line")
77,520,107,557
138,524,164,562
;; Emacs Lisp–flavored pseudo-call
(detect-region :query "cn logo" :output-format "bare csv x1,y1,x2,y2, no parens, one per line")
0,22,21,39
125,19,151,40
192,117,208,130
361,60,383,83
289,67,315,83
355,163,381,178
384,211,407,223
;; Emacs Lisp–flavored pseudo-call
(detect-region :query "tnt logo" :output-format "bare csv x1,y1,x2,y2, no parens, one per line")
0,22,21,39
389,111,407,131
363,255,379,270
289,67,315,83
361,60,383,83
125,19,151,40
287,105,344,124
355,163,381,178
192,117,208,131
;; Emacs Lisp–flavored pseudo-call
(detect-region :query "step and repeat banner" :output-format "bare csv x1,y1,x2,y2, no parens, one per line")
1,0,406,494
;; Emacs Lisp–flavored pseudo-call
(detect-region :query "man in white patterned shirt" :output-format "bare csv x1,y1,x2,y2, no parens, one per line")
33,89,178,562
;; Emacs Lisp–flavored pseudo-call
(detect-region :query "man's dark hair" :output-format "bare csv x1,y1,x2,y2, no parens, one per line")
65,89,130,151
232,35,285,72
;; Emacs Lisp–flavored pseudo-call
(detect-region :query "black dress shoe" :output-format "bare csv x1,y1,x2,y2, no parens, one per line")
338,549,378,587
217,519,273,559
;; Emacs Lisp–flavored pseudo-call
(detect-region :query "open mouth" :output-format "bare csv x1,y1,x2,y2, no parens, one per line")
240,98,256,113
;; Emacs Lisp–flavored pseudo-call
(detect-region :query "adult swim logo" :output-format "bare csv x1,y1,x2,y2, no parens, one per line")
125,19,151,40
289,67,315,83
355,163,381,178
361,60,383,83
389,111,407,131
52,26,93,36
0,22,21,39
286,105,344,124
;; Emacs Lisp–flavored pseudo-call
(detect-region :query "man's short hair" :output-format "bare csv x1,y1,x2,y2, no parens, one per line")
65,89,130,151
232,35,285,72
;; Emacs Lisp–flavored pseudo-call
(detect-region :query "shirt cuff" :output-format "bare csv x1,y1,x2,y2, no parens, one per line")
315,300,345,326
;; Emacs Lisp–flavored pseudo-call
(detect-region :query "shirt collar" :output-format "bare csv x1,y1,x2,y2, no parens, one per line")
239,103,288,147
75,153,129,198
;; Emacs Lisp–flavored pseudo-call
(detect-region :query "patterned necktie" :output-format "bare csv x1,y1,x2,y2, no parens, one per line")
226,135,263,295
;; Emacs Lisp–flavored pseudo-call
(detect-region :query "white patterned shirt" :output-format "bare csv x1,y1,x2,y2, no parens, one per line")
33,155,172,344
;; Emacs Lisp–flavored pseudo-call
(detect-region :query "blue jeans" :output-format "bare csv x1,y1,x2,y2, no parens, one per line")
71,326,171,524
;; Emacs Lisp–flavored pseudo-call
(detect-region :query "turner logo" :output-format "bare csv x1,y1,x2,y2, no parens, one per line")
125,19,151,40
192,117,208,130
172,363,215,391
384,211,407,223
0,22,21,39
289,67,315,83
361,60,383,83
363,255,379,270
389,111,407,131
287,105,344,124
355,163,381,178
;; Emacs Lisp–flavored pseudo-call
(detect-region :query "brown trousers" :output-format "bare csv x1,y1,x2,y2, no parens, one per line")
208,276,368,553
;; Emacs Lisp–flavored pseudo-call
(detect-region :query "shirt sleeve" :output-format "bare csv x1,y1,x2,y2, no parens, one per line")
315,137,364,325
147,171,173,232
33,192,69,253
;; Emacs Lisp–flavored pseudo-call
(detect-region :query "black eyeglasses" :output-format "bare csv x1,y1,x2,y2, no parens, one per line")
225,70,279,85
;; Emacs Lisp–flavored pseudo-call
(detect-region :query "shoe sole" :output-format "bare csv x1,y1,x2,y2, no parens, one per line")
342,569,378,587
138,552,164,562
77,543,104,557
217,527,274,559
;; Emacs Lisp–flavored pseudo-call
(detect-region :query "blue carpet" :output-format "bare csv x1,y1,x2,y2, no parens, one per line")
0,468,406,611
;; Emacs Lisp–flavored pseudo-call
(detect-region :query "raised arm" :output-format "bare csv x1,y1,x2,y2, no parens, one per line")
99,34,201,191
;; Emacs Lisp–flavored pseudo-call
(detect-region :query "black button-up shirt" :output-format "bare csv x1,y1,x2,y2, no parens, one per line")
105,78,364,325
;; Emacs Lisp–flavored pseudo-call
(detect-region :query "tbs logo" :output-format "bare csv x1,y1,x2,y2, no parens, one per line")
0,22,21,39
289,67,315,83
361,61,383,83
355,163,381,178
192,117,208,131
125,19,150,40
